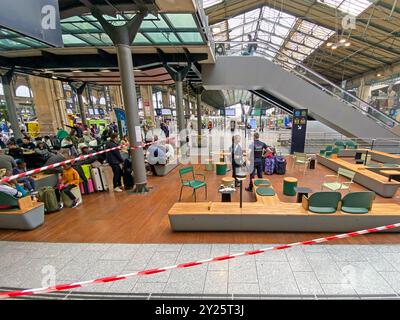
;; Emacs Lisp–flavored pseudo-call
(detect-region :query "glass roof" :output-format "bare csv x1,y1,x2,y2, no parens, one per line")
203,0,224,9
317,0,372,16
0,13,205,51
212,6,334,67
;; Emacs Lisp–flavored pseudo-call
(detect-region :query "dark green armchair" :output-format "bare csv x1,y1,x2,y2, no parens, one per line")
341,192,375,214
0,191,19,209
302,191,341,214
178,166,207,202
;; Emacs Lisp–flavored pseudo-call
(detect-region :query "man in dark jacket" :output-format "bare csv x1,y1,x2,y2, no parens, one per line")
105,133,124,192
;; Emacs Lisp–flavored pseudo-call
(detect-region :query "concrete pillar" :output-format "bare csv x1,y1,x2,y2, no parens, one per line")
29,75,67,134
116,44,147,192
1,72,22,139
140,85,155,125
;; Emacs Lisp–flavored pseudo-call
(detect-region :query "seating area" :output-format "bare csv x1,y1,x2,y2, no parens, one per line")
168,178,400,233
317,155,400,198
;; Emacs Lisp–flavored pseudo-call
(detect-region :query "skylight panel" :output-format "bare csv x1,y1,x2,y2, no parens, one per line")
202,0,224,9
317,0,372,16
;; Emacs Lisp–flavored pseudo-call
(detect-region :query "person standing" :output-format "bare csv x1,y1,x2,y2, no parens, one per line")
230,135,244,187
160,122,170,138
246,132,271,192
105,133,124,192
0,147,17,172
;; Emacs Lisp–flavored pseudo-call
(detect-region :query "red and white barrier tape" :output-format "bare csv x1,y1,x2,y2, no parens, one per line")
0,137,175,184
1,222,399,299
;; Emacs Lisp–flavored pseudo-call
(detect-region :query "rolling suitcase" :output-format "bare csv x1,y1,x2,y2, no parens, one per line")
274,156,287,175
80,179,95,194
264,156,275,175
99,165,112,192
81,164,92,180
91,167,109,191
122,159,134,190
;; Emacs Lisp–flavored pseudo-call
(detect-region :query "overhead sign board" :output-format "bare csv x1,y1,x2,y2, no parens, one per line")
0,0,63,47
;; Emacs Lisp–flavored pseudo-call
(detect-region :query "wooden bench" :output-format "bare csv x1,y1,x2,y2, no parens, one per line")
0,197,45,230
317,155,400,198
339,149,400,165
168,178,400,232
32,173,59,190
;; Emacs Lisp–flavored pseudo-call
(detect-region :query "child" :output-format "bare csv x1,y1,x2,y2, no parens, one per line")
12,159,36,194
57,163,81,208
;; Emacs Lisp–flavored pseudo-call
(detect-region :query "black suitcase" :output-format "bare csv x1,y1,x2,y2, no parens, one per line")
274,156,287,175
122,159,134,190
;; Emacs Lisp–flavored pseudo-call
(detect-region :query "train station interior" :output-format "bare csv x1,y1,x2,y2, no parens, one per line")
1,0,400,301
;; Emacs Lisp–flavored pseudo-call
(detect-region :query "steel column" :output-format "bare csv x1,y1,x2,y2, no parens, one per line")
1,71,22,139
75,83,87,125
175,75,185,145
116,44,148,192
196,92,202,147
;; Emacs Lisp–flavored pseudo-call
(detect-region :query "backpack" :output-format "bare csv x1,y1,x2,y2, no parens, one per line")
37,187,59,213
274,156,287,175
264,157,275,175
122,159,134,190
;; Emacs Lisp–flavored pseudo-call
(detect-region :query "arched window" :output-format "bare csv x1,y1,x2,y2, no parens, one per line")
15,85,32,98
99,97,106,105
91,96,97,104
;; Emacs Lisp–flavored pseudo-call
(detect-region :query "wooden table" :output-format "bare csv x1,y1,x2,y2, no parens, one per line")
381,170,400,182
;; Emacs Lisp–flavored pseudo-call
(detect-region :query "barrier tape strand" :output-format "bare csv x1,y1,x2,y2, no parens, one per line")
0,222,399,299
0,137,175,185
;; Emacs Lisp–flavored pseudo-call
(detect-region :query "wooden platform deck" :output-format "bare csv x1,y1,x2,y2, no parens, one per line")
1,156,400,244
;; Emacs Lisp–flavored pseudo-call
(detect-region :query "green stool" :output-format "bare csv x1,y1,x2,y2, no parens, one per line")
216,162,228,175
283,177,298,196
256,187,276,197
254,179,271,187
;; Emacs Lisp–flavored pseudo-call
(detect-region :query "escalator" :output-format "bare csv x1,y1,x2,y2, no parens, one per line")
250,89,314,120
202,56,400,139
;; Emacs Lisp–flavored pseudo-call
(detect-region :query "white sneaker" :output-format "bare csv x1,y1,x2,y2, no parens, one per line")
114,187,123,192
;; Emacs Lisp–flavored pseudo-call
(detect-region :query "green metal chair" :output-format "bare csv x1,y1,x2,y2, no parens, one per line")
321,168,356,192
320,145,333,156
303,191,342,214
334,141,346,149
341,192,375,214
345,140,358,149
178,166,207,202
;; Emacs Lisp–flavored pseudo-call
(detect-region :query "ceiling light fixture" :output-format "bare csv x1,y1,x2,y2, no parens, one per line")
101,69,111,73
72,69,82,73
327,38,351,50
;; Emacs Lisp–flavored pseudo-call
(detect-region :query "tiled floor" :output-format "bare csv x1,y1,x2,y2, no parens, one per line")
1,241,400,299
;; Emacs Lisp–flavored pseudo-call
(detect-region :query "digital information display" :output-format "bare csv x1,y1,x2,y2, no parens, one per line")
290,109,308,154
